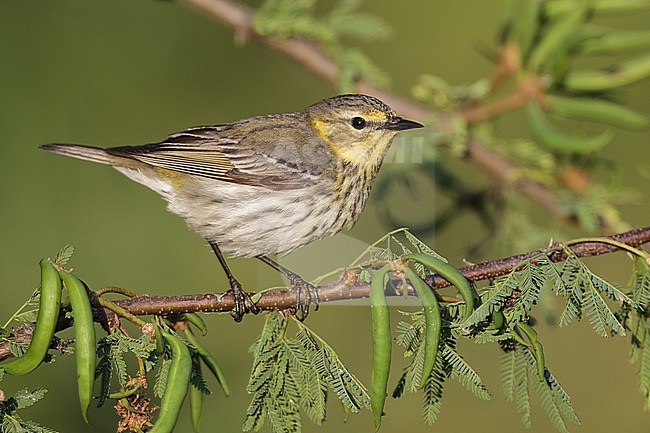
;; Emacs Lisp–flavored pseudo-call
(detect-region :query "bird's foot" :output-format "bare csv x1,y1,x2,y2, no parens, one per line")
291,276,320,321
227,280,260,322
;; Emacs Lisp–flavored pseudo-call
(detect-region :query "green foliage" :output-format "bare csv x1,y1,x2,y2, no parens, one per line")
500,342,580,433
507,0,650,147
393,311,490,425
244,313,369,433
1,0,649,429
397,0,650,246
52,245,74,267
0,388,57,433
1,245,76,359
253,0,392,91
556,249,634,336
460,272,517,328
623,257,650,409
153,358,171,399
460,246,635,339
190,358,212,396
95,332,157,407
0,238,647,433
368,231,650,431
631,257,650,310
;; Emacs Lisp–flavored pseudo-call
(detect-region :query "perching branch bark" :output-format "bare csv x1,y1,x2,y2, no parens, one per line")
178,0,566,219
110,225,650,315
2,226,647,362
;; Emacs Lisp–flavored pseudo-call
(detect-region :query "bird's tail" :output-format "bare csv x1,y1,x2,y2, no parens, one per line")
40,143,115,165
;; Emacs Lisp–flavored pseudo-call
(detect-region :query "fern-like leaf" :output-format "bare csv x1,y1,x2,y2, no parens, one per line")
284,339,327,425
501,345,533,427
153,358,171,399
53,244,74,266
13,388,48,409
404,230,447,262
111,342,129,387
556,255,584,327
296,323,370,411
422,352,446,425
444,344,490,400
632,257,650,310
395,319,423,356
95,337,113,408
589,272,636,308
507,260,546,323
531,373,569,433
637,317,650,409
461,273,515,328
521,345,580,432
21,420,59,433
589,285,626,336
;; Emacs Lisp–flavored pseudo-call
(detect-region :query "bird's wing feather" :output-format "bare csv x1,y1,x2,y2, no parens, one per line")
107,124,317,190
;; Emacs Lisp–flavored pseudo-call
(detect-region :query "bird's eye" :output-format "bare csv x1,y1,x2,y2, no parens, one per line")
351,116,366,130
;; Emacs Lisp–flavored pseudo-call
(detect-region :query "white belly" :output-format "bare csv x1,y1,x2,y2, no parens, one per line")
116,166,346,257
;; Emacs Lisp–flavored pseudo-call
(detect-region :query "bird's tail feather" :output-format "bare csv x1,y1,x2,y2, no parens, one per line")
40,143,115,165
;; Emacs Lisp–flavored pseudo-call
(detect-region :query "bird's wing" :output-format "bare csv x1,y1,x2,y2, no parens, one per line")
106,125,320,190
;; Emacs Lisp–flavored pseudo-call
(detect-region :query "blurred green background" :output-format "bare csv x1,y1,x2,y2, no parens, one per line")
1,1,649,432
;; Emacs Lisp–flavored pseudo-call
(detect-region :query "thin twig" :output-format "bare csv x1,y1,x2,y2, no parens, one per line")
96,286,138,298
99,299,149,329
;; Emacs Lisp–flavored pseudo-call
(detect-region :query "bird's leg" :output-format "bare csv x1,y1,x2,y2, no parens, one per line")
256,255,320,320
209,242,259,321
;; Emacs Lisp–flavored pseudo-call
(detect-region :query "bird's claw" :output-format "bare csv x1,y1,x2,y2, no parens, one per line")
227,282,260,322
292,276,320,321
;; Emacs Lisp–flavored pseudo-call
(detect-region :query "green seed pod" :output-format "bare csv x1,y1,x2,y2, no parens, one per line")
184,313,208,336
2,259,62,376
576,29,650,55
154,320,165,354
526,102,613,153
516,322,546,379
591,0,650,15
370,266,391,431
149,332,192,433
190,354,204,433
527,1,588,72
487,311,506,331
403,253,475,322
545,0,650,17
564,53,650,91
514,0,543,61
403,267,441,389
546,94,649,131
59,270,97,423
185,326,230,397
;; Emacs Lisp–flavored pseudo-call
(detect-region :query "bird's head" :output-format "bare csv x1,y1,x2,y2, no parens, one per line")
305,94,423,166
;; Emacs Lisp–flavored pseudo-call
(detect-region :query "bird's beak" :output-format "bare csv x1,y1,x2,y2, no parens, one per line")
385,116,425,131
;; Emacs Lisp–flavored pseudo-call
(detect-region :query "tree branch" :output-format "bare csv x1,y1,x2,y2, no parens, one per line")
112,226,650,315
179,0,564,218
1,226,647,362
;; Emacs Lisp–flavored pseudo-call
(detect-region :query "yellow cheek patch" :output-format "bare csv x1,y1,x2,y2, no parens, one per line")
310,117,342,158
310,118,331,144
310,111,393,165
337,144,370,164
338,133,395,165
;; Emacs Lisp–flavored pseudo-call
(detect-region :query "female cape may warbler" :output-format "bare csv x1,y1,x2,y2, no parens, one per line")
42,94,423,320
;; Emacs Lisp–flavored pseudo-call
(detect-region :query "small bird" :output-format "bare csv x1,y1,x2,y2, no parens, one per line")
41,94,423,320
